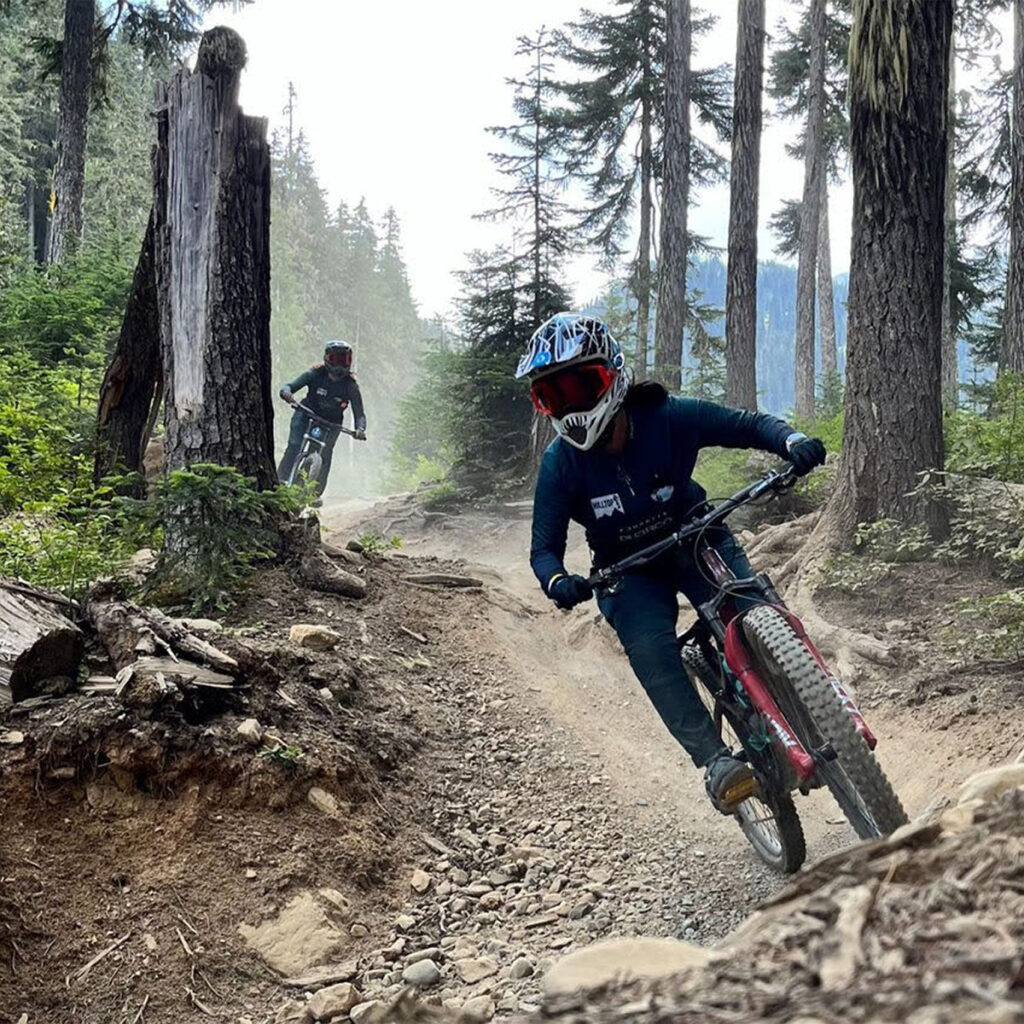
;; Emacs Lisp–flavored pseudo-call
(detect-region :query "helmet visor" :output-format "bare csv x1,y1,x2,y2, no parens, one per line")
530,362,616,419
325,347,352,368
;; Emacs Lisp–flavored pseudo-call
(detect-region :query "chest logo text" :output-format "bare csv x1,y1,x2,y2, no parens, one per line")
591,493,625,519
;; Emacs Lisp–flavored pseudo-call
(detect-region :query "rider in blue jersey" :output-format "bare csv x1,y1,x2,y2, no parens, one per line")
518,312,826,812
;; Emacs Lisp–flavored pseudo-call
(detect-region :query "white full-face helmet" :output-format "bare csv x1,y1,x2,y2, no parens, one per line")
515,312,630,451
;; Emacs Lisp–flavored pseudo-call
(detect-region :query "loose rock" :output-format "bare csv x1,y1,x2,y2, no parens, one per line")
402,958,441,988
289,624,342,651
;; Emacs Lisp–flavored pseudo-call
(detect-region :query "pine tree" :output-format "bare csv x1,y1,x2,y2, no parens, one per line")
42,0,245,264
724,0,766,411
768,0,851,410
792,0,826,420
484,28,569,329
1006,0,1024,373
553,1,731,377
654,0,691,392
831,0,952,537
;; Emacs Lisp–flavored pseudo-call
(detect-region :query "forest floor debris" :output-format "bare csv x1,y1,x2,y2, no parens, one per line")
3,501,1024,1022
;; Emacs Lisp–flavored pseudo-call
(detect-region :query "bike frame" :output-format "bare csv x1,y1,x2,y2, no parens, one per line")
285,402,359,487
588,468,878,791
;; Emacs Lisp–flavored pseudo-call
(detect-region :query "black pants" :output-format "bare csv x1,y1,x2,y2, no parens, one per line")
596,531,756,768
277,409,340,495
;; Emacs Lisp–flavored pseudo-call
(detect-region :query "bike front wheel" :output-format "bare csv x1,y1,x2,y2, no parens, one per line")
294,451,323,490
741,605,908,840
681,644,806,874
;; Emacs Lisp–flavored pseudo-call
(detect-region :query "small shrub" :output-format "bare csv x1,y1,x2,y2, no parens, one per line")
955,589,1024,664
816,552,893,595
946,373,1024,483
357,532,403,556
420,480,460,508
0,488,140,599
122,464,302,613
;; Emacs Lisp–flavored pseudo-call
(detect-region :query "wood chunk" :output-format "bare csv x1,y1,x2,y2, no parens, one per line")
0,579,84,703
133,656,235,690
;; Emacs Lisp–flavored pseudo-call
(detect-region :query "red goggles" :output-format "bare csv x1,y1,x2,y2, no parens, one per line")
530,362,617,418
325,348,352,368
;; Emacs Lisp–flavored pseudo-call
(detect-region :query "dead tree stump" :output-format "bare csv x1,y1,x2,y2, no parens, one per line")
154,26,276,488
94,212,162,487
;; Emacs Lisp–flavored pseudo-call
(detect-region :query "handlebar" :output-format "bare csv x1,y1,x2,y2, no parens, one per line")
585,466,798,588
291,400,361,438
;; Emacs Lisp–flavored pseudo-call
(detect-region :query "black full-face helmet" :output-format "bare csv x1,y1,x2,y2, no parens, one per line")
324,340,353,375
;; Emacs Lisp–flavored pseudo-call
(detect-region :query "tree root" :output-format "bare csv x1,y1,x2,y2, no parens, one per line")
743,512,896,690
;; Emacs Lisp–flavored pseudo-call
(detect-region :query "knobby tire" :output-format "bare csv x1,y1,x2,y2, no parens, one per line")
741,605,908,839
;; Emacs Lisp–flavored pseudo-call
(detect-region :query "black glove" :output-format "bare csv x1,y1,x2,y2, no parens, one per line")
548,574,594,610
354,429,367,441
785,433,826,476
280,387,294,404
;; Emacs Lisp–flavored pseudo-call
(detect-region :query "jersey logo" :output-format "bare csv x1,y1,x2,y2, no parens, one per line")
316,387,328,396
591,493,625,518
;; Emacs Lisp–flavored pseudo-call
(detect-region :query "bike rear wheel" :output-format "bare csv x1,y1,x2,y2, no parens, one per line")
681,644,806,874
741,605,908,839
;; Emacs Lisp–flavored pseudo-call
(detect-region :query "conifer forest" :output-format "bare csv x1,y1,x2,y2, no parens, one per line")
6,2,1024,1022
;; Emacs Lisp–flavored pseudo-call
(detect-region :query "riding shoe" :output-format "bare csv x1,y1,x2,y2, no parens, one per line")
704,751,757,814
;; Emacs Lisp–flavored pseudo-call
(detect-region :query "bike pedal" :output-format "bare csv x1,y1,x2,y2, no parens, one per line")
721,776,759,808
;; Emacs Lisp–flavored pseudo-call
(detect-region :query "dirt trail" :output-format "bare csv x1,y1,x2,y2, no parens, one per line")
327,496,1015,876
3,498,1019,1023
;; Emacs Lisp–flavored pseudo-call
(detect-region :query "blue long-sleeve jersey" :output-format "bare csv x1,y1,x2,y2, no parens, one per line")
529,395,795,591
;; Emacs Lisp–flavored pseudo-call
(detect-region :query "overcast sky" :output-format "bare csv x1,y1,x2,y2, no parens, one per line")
202,1,1009,320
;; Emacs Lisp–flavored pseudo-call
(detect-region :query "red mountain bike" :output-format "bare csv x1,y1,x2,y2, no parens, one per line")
587,467,908,873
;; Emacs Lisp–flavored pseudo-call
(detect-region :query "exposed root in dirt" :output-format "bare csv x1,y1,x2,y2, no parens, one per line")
742,511,896,690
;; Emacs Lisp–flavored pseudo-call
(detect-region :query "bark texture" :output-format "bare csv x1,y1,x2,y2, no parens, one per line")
817,175,837,379
654,0,692,393
634,34,655,380
724,0,765,412
941,39,959,407
793,0,827,419
46,0,95,265
0,581,83,704
829,0,951,538
154,27,277,487
1005,0,1024,374
94,213,162,484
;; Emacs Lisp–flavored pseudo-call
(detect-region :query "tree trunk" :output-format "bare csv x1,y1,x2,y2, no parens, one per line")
45,0,95,265
817,174,837,379
94,212,162,485
829,0,951,539
634,35,655,379
941,38,958,407
0,581,83,705
724,0,765,412
793,0,827,419
1005,0,1024,374
654,0,692,393
154,27,277,488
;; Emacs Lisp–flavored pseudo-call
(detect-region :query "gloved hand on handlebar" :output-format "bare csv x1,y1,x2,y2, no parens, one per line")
784,433,826,476
547,573,594,610
354,429,367,441
279,386,295,404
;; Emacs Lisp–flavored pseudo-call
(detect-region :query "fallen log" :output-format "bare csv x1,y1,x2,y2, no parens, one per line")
85,586,238,673
0,580,84,704
402,573,484,589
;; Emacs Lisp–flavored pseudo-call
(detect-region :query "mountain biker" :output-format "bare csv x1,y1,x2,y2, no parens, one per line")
278,340,367,501
518,312,826,813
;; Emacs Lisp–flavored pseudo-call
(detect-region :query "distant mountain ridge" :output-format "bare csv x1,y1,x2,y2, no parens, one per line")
687,258,849,416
